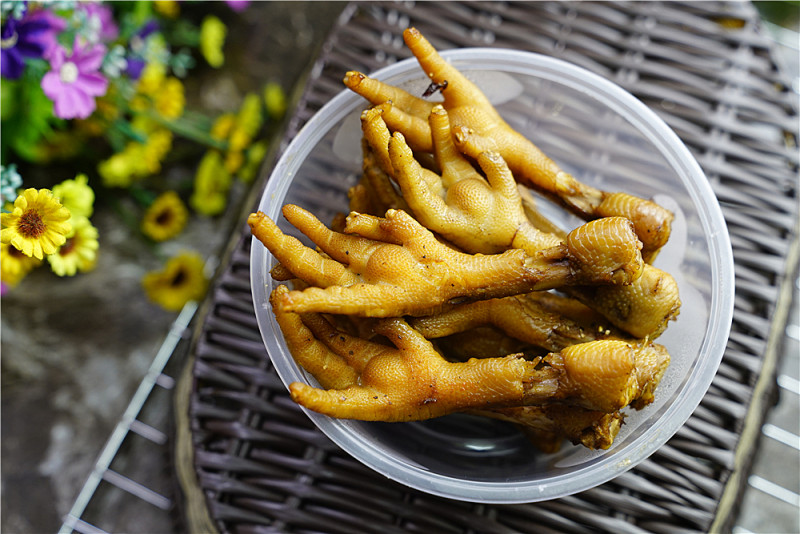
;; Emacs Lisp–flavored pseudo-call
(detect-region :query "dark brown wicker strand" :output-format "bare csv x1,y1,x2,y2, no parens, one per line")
173,2,799,533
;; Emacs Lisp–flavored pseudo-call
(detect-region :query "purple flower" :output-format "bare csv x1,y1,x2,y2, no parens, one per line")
1,12,51,79
26,9,67,58
125,21,159,80
79,2,118,43
41,39,109,119
225,1,250,12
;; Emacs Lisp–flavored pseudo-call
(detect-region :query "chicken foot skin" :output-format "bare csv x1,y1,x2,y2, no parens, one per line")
248,205,643,317
272,295,669,421
362,104,561,254
344,27,673,262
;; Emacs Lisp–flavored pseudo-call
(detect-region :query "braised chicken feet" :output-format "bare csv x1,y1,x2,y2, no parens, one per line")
361,104,680,338
249,205,643,317
362,105,561,254
344,27,673,261
272,294,669,421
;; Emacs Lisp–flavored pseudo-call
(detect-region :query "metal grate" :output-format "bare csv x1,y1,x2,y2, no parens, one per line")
58,302,197,534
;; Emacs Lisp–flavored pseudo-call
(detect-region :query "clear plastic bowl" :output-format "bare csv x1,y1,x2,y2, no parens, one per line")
250,48,734,503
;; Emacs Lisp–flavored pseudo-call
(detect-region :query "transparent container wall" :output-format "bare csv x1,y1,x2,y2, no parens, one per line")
254,50,727,500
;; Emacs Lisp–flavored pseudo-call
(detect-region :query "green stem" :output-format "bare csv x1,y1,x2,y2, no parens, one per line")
148,113,228,151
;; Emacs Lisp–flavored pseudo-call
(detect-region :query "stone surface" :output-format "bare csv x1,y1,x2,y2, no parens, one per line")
1,3,345,532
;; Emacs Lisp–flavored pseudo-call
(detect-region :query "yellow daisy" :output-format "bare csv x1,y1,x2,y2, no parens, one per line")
142,251,209,312
154,77,185,120
47,216,99,277
238,140,268,184
1,241,42,288
142,129,173,174
235,93,263,140
200,15,226,68
52,174,95,218
141,191,188,242
1,189,72,260
210,113,236,142
154,0,180,18
190,150,231,216
263,82,287,120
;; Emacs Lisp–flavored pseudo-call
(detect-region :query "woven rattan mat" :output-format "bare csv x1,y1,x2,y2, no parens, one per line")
173,2,799,532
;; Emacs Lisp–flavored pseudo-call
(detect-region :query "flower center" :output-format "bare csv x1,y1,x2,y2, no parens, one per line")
155,209,174,226
170,268,187,288
18,210,46,238
1,31,18,49
59,237,76,256
8,245,27,259
60,62,79,84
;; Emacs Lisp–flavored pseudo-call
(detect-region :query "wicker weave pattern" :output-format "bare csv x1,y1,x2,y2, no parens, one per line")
181,2,799,532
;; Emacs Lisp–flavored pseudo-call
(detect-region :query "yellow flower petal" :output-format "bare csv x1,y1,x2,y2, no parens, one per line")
154,77,185,119
52,174,95,218
142,251,208,311
141,191,188,242
200,15,226,68
1,189,71,260
190,150,231,216
1,242,41,288
47,216,99,277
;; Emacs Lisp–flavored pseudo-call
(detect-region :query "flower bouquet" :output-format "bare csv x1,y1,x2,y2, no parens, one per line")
1,0,285,311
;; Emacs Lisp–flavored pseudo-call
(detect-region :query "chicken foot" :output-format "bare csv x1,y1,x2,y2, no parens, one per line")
249,205,643,317
472,404,625,452
410,291,625,353
362,104,561,254
272,292,669,421
362,108,679,338
344,27,673,262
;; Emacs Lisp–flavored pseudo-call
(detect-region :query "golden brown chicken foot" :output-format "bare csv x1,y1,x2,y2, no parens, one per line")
413,273,679,349
274,306,667,421
528,339,670,412
274,308,664,422
249,205,643,317
344,27,673,261
410,291,625,353
361,105,561,254
362,110,678,338
471,404,625,451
